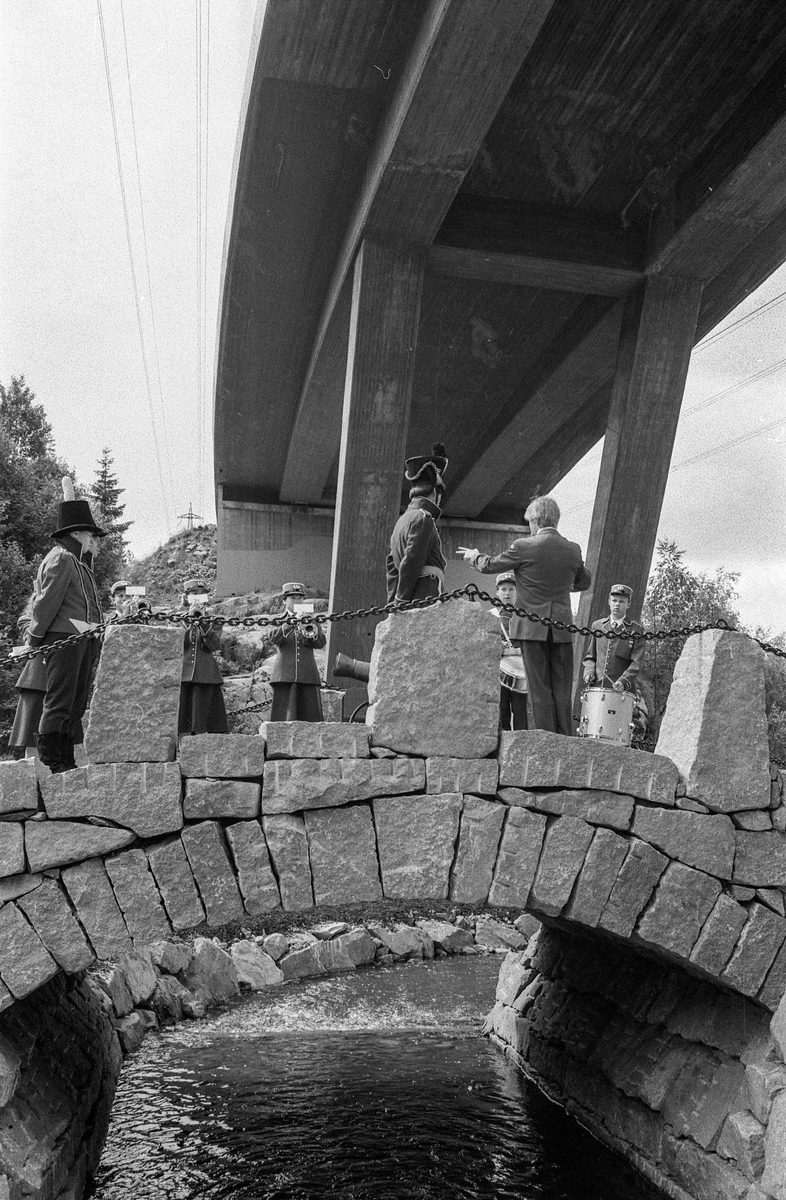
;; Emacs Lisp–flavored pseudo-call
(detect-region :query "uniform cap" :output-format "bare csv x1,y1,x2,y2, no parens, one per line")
182,578,204,593
110,579,130,596
404,441,448,484
609,584,632,598
495,572,516,587
282,581,306,597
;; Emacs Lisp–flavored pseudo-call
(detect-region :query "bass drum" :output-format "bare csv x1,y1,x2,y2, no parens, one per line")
578,687,634,746
500,653,528,694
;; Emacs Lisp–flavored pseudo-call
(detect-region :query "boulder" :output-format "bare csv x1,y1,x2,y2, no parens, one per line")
334,928,377,966
367,602,500,757
416,919,473,952
499,730,678,804
61,857,133,959
25,820,135,873
499,787,633,832
17,878,94,972
0,825,25,879
225,821,281,915
279,946,326,980
184,779,260,820
373,794,461,899
148,940,193,976
94,966,134,1018
488,808,547,909
761,1092,786,1200
311,922,350,940
262,933,289,961
148,975,194,1025
0,904,58,998
179,733,266,778
85,624,183,762
261,756,424,815
450,795,505,904
261,722,370,759
656,630,770,812
180,937,239,1005
146,837,206,930
262,814,313,910
631,808,736,878
0,759,38,815
304,806,382,905
473,918,528,951
181,822,245,927
230,940,284,988
115,1012,148,1055
104,849,173,943
426,759,498,796
116,947,158,1004
369,924,428,960
41,762,183,838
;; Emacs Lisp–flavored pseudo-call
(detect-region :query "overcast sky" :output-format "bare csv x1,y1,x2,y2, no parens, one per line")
1,1,784,632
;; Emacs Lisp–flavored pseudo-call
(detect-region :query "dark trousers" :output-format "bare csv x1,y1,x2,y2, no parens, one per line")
39,634,99,738
179,683,229,735
499,687,528,731
518,633,574,736
270,682,324,722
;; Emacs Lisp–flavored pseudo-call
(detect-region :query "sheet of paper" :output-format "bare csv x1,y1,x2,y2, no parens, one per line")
69,619,100,634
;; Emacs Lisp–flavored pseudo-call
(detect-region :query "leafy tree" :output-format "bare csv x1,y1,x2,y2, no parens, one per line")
0,376,54,459
640,540,741,744
90,448,132,600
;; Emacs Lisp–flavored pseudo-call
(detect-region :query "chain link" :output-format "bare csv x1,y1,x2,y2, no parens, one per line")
2,585,784,668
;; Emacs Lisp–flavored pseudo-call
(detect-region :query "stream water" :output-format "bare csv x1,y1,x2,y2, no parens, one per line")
92,956,662,1199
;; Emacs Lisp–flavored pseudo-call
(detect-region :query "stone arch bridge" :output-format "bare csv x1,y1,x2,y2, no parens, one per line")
0,611,785,1199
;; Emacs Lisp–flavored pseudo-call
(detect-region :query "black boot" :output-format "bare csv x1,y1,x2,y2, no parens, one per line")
35,732,68,774
60,731,78,771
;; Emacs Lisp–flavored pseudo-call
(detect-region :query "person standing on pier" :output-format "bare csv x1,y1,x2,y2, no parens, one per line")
458,495,590,736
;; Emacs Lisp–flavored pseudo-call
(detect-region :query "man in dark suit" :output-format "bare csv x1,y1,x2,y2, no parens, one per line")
459,496,591,736
582,584,645,693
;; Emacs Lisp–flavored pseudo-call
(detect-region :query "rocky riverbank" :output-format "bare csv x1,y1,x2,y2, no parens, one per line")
93,906,538,1055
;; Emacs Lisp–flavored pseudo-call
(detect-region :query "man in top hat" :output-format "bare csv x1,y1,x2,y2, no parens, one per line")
25,477,106,772
458,495,591,736
386,442,448,605
268,582,326,721
582,584,645,693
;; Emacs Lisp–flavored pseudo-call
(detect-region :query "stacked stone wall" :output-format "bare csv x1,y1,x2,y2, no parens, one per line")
0,974,121,1200
486,927,786,1200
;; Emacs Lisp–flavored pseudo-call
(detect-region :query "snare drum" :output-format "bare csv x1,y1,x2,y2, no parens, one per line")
500,653,528,694
578,687,634,746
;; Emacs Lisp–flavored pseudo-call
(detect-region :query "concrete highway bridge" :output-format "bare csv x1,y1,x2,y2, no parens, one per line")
215,0,786,673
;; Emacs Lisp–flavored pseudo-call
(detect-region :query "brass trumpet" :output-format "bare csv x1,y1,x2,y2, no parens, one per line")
298,620,320,641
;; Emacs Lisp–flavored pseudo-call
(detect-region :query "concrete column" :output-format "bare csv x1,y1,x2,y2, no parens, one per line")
326,238,425,688
576,275,703,631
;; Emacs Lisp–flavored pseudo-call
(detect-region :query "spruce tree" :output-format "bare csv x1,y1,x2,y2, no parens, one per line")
90,449,132,599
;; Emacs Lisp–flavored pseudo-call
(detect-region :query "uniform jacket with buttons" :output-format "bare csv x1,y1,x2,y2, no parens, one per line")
386,498,446,603
181,620,224,684
582,616,645,690
269,622,326,686
27,538,103,644
475,529,591,643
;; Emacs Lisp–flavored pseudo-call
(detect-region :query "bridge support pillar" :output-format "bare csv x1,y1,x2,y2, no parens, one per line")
326,238,425,693
576,274,703,632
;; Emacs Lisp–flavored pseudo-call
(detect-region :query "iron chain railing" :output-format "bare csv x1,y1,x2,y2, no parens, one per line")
2,583,784,668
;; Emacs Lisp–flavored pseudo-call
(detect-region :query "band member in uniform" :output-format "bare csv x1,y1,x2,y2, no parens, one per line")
109,579,132,620
25,478,106,772
459,496,591,736
582,584,645,692
8,594,46,757
386,443,448,605
493,571,528,731
178,579,229,736
269,582,326,722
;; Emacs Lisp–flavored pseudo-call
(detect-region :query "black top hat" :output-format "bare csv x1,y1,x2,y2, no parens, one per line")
50,477,107,539
404,442,448,485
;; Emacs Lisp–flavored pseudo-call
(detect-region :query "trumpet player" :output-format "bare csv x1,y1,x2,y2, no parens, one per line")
269,582,326,722
178,579,228,736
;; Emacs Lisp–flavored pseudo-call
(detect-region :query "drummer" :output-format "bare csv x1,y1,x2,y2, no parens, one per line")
582,584,645,693
494,571,528,731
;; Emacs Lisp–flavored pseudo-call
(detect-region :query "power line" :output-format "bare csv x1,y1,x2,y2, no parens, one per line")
202,1,211,517
694,286,786,352
96,0,172,534
564,415,785,515
195,0,204,515
118,0,177,520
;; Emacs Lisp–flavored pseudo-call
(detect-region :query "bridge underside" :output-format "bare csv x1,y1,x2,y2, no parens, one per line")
215,0,786,672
